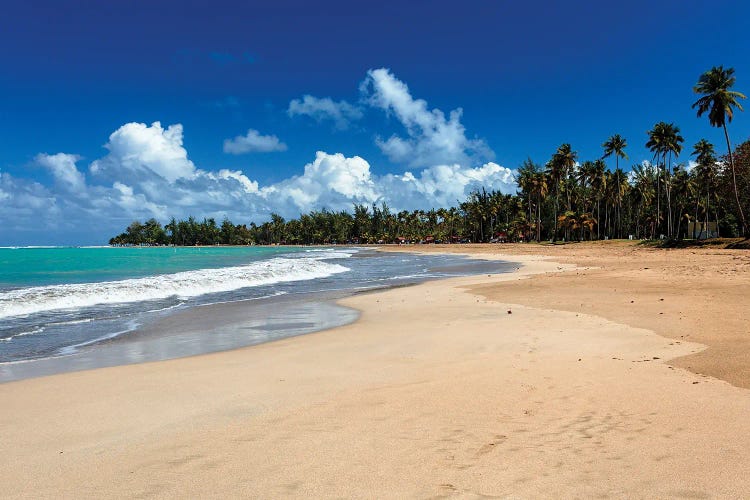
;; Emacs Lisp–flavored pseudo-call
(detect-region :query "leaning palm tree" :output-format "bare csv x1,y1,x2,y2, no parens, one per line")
602,134,629,170
693,66,747,235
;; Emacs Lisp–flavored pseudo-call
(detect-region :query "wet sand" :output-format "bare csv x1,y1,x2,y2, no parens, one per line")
2,242,750,498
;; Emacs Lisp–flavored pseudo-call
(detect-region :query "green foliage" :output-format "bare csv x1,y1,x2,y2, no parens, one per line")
110,133,750,245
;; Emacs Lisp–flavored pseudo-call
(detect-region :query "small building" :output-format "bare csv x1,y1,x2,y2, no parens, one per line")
687,222,718,239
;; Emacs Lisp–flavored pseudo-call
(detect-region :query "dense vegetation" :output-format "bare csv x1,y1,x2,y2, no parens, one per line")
110,66,750,246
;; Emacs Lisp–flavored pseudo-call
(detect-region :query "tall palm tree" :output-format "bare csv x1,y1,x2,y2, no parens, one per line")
692,139,718,238
602,134,629,170
631,162,656,238
531,171,548,241
647,122,684,237
546,143,578,241
693,66,747,235
611,167,629,238
516,159,538,239
591,159,607,239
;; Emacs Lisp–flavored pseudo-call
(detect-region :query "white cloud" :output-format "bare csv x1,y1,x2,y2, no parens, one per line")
1,119,516,244
90,121,196,183
211,169,259,193
361,68,494,167
35,153,85,192
260,152,380,213
382,162,516,210
288,95,363,130
223,129,288,154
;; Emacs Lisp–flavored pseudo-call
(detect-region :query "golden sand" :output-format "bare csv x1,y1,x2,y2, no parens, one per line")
2,242,750,498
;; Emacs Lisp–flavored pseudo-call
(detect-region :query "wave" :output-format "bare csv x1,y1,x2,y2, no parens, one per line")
0,326,45,342
0,257,349,319
300,247,359,260
0,246,64,249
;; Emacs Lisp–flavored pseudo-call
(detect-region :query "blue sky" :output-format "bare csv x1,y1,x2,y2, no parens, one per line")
2,0,750,244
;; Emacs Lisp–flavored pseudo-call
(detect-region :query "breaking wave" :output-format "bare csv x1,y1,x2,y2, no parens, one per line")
0,256,350,319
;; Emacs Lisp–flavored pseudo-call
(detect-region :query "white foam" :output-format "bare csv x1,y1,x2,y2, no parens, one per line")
0,257,349,319
302,248,359,260
0,327,45,342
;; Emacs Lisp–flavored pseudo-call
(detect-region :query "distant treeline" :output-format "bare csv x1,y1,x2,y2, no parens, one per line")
109,134,750,246
110,66,750,246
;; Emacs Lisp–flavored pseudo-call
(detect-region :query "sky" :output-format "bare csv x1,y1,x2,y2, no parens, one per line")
2,0,750,245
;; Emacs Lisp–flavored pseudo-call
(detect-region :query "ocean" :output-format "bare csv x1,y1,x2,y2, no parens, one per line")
0,246,512,381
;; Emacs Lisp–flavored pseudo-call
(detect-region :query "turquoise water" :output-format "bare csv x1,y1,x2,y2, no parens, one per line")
0,246,300,288
0,246,512,375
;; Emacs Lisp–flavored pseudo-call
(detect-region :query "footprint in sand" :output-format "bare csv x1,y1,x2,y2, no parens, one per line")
476,434,507,456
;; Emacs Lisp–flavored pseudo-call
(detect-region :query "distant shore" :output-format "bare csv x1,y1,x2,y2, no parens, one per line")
3,241,750,497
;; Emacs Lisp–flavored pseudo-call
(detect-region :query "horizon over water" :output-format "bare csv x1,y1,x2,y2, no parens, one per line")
0,246,513,382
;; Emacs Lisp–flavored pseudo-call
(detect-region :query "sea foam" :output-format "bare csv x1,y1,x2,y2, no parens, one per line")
0,256,350,319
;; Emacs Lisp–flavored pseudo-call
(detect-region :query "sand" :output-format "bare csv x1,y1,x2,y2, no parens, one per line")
2,242,750,498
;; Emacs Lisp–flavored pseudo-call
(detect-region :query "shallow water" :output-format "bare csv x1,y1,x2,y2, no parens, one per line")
0,246,513,382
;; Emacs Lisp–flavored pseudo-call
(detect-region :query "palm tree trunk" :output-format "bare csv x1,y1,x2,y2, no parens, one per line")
694,197,700,239
536,194,542,242
553,186,559,242
723,123,746,237
705,188,710,239
668,154,673,238
656,160,661,239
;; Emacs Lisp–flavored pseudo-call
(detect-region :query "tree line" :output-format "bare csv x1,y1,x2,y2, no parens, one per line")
110,66,750,246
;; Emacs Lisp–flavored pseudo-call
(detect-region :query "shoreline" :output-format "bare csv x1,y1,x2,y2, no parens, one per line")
380,242,750,389
3,243,750,497
0,249,513,383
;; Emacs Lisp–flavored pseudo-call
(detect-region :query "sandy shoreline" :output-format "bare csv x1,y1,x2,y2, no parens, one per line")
2,242,750,498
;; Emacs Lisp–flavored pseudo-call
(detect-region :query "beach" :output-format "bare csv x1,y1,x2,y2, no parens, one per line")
3,242,750,498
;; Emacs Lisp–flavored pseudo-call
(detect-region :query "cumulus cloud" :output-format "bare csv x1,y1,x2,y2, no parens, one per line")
288,95,364,130
90,121,196,183
260,152,379,213
1,119,515,244
361,68,494,167
382,162,515,209
35,153,86,192
223,129,288,154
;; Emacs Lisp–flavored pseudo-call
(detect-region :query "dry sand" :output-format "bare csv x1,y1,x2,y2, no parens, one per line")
2,242,750,498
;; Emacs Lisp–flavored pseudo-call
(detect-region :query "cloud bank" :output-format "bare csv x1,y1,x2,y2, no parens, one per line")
2,120,514,244
2,68,513,244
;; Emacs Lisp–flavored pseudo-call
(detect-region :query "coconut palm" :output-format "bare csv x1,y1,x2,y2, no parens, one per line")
602,134,629,170
531,171,548,241
647,122,684,237
546,143,578,241
516,159,539,239
693,66,747,235
591,159,607,239
692,139,718,238
631,162,656,238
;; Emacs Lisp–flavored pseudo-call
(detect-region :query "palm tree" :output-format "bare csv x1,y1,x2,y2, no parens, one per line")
516,159,538,239
531,171,548,241
591,159,607,239
693,66,747,235
647,122,684,238
631,162,656,238
546,143,578,241
692,139,718,238
602,134,629,170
